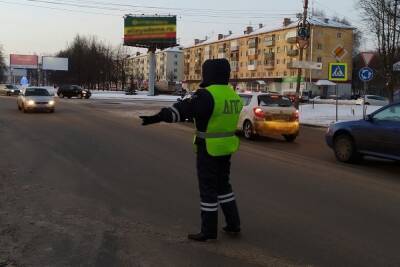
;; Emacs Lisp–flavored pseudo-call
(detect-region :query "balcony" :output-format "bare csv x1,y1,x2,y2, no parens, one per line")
287,49,299,57
264,52,275,59
287,62,297,69
265,39,275,47
286,37,297,44
248,64,257,71
264,61,275,69
230,44,239,51
218,53,225,59
231,61,239,72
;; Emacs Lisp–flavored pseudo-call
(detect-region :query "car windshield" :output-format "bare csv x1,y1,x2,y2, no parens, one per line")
6,85,18,89
258,95,292,107
25,88,50,96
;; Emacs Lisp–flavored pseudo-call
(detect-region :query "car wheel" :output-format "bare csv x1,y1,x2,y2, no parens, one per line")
243,120,255,140
333,134,361,163
59,93,64,98
67,96,71,99
365,102,370,105
283,134,297,142
22,104,27,113
49,109,55,113
18,104,21,111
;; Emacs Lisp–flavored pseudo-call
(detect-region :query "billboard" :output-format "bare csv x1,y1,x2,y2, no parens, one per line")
10,54,38,69
124,16,177,48
42,56,69,71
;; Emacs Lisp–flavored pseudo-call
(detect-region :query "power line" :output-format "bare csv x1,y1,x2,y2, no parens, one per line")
51,0,298,14
0,0,120,16
18,0,298,19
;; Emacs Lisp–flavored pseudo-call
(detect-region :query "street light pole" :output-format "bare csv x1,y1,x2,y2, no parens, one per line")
295,0,309,109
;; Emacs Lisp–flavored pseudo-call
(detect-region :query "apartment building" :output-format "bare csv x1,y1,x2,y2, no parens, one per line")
183,17,354,96
126,46,184,83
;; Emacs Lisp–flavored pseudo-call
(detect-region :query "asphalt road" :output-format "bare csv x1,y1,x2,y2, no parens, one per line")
1,96,400,267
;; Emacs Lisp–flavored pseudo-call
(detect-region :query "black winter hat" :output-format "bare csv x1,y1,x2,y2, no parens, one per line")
199,59,231,88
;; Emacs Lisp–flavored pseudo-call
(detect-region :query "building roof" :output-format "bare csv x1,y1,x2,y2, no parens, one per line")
185,16,355,49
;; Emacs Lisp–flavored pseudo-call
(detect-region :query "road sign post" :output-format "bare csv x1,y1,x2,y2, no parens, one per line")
328,63,348,122
359,67,374,119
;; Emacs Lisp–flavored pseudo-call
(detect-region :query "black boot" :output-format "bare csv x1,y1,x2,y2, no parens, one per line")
188,232,217,242
223,226,241,235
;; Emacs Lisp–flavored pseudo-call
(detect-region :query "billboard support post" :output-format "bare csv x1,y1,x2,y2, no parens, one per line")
123,15,177,96
148,47,156,96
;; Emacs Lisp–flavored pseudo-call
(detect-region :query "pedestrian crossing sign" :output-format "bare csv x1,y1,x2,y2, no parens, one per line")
329,63,347,81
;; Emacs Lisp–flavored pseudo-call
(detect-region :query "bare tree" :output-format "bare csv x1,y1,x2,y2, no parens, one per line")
359,0,400,101
0,46,6,83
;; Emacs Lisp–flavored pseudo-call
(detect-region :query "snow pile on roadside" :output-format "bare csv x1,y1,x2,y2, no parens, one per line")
312,99,358,105
299,104,381,127
90,90,179,102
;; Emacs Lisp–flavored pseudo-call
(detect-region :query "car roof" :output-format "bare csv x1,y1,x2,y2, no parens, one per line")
239,92,281,96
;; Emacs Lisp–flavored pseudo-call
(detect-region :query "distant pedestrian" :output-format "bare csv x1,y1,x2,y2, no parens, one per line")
139,59,243,241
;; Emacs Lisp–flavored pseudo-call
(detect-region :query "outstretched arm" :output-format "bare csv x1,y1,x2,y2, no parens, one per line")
139,96,195,126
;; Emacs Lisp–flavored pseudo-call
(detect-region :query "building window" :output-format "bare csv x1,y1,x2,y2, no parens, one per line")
283,58,286,64
174,61,178,66
317,43,322,50
317,56,322,62
276,47,281,53
276,59,280,64
284,71,287,76
337,32,342,38
290,82,293,89
276,35,280,41
174,68,178,73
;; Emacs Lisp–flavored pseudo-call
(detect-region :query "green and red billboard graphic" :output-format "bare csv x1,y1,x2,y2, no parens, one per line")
124,16,177,48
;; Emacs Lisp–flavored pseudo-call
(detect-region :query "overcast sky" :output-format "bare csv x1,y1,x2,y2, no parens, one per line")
0,0,366,60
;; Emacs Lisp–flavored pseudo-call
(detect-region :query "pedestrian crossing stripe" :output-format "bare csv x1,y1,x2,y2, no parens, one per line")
329,63,348,81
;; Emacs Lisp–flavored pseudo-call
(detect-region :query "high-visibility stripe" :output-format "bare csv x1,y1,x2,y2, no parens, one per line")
170,106,181,122
219,196,235,204
196,131,236,139
170,108,177,122
200,202,218,207
201,207,218,212
218,192,234,199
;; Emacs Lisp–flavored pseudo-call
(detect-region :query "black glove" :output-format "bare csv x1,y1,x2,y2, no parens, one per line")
139,114,162,126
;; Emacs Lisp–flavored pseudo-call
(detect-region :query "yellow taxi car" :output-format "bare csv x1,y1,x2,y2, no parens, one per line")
238,92,300,142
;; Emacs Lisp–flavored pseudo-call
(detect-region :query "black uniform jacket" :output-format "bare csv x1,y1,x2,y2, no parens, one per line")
158,89,214,148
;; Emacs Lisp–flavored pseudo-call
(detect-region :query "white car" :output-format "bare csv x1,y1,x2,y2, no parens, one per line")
356,95,389,106
17,87,56,113
238,92,300,142
0,84,21,96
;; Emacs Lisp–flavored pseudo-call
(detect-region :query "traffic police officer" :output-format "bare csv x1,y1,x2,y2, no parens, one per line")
140,59,243,241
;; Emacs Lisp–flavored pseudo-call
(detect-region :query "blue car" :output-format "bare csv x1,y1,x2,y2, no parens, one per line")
326,102,400,162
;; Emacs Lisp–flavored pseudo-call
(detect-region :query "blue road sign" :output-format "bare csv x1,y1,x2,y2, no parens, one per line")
359,67,374,82
329,63,347,81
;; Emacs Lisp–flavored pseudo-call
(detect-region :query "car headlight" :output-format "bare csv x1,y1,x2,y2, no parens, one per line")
11,90,14,93
27,100,35,106
49,100,55,105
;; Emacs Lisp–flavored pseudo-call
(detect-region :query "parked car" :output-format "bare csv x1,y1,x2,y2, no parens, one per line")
0,84,20,96
326,102,400,162
17,87,55,113
238,92,300,142
57,85,91,99
356,95,389,106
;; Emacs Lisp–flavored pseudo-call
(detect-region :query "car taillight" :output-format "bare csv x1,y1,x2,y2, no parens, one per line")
253,107,265,119
291,110,299,121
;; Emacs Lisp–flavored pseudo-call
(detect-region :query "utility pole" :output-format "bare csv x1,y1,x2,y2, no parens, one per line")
295,0,309,109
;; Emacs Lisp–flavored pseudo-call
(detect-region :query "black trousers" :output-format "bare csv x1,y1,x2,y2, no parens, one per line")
196,145,240,237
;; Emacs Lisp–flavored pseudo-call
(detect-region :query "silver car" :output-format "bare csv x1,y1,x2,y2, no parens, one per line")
17,87,56,113
0,84,21,96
